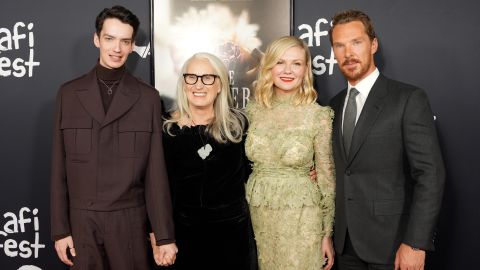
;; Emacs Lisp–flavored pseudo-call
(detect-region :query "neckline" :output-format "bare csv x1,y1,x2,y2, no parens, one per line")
272,93,295,106
96,62,125,81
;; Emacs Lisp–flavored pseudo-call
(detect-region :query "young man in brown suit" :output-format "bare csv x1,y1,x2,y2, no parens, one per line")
50,6,177,269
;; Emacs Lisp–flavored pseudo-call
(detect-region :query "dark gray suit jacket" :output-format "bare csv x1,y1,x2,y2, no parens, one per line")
330,74,445,264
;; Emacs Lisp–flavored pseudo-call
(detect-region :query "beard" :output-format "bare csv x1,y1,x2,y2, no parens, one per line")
340,57,371,83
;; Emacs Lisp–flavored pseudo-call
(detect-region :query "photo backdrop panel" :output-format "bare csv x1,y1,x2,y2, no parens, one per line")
0,1,151,269
293,1,480,269
152,0,291,111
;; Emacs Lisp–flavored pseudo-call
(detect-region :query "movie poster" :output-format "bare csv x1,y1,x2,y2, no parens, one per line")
152,0,291,111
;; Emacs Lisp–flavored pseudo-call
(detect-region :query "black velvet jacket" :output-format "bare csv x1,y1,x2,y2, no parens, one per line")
163,124,258,270
163,124,251,217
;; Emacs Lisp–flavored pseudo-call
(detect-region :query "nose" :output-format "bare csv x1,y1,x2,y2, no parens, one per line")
284,63,292,73
345,44,353,57
113,41,121,52
194,79,204,89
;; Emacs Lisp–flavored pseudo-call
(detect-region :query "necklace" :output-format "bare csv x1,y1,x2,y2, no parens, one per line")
191,119,213,160
99,79,119,95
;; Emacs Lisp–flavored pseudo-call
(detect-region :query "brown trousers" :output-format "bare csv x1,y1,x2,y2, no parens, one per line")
69,206,151,270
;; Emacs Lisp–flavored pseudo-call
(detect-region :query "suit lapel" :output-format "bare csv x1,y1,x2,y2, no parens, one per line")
347,75,389,164
75,68,106,124
331,90,349,163
101,72,140,128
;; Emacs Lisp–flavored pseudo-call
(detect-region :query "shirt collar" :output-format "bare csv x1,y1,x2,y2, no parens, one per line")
348,68,380,97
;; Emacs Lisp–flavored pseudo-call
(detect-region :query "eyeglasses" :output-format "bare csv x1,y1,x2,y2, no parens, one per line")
183,73,219,85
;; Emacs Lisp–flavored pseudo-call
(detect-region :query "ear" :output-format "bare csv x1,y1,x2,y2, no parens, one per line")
129,40,135,54
371,37,378,55
93,33,100,48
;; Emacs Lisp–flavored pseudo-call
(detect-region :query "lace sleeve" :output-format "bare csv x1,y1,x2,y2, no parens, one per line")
245,101,256,122
313,106,336,237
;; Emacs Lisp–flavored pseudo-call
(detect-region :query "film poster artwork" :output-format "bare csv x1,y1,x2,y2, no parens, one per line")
152,0,291,111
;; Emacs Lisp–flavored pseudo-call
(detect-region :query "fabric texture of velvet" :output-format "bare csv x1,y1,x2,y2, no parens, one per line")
163,124,257,270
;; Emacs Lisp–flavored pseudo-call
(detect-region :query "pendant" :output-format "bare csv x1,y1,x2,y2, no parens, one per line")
197,143,213,160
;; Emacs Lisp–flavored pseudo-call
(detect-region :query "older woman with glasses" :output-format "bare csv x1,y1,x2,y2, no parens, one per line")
150,52,257,270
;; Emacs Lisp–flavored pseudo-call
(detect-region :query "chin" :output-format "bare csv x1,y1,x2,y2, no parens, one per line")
110,62,126,68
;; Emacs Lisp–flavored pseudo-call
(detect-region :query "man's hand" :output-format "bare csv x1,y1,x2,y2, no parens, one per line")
394,243,425,270
55,235,75,266
150,233,178,267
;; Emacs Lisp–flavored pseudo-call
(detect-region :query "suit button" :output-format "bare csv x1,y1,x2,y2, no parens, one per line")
88,201,94,206
345,169,351,176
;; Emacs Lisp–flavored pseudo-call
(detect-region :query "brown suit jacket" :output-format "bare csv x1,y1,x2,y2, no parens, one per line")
50,66,174,245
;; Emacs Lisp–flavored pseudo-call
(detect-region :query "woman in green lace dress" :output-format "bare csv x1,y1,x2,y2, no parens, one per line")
246,36,335,270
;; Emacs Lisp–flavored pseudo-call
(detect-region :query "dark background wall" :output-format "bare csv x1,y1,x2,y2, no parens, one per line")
294,1,480,269
0,1,151,269
0,0,478,269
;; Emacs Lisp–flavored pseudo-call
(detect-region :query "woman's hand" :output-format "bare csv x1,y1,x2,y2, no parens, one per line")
321,236,335,270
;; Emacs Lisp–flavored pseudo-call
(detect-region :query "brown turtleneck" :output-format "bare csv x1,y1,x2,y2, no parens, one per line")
96,63,125,113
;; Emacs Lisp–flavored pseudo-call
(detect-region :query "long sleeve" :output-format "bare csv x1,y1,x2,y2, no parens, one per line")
313,107,336,237
145,91,175,245
401,88,445,250
50,89,71,240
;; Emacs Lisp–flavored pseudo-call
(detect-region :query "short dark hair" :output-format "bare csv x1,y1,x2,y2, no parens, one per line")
329,10,376,45
95,5,140,39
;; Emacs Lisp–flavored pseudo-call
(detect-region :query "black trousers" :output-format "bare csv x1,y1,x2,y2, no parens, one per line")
337,232,393,270
69,206,151,270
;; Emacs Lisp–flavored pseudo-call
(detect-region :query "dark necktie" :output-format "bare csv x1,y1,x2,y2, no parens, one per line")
343,88,359,156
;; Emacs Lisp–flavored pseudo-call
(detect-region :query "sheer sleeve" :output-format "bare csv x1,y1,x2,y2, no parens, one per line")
313,106,336,237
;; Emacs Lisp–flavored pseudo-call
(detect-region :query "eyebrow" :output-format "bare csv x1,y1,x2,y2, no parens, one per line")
102,33,133,41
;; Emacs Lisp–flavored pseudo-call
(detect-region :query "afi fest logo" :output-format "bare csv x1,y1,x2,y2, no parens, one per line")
298,18,337,76
0,22,40,78
1,207,45,269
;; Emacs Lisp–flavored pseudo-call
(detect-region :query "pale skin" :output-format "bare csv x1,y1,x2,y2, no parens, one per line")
394,243,426,270
332,21,426,270
272,45,335,268
150,233,179,267
54,236,75,266
55,18,178,267
182,58,219,124
93,18,134,70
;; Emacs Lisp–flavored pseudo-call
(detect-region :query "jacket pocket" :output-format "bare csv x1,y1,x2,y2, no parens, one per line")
61,117,92,154
118,121,152,157
374,200,408,216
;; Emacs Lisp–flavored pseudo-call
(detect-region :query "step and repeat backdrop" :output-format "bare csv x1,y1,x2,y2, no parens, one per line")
1,0,478,269
0,1,151,269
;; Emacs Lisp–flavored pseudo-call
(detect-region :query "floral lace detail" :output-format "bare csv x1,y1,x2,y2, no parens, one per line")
245,100,335,269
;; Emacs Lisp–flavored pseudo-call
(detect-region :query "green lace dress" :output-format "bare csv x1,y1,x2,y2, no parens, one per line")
245,98,335,270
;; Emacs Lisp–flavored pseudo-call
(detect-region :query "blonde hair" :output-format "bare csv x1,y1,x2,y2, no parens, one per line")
164,52,246,143
255,36,317,108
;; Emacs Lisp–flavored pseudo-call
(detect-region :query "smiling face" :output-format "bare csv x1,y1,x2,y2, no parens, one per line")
184,58,220,112
331,21,378,85
94,18,134,69
271,46,307,97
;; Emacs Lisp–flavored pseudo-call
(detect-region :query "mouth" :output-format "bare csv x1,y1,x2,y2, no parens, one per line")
343,59,360,69
193,92,207,97
109,55,123,62
280,77,295,83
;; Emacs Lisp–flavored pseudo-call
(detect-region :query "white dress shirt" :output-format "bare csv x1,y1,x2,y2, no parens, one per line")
341,68,380,133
